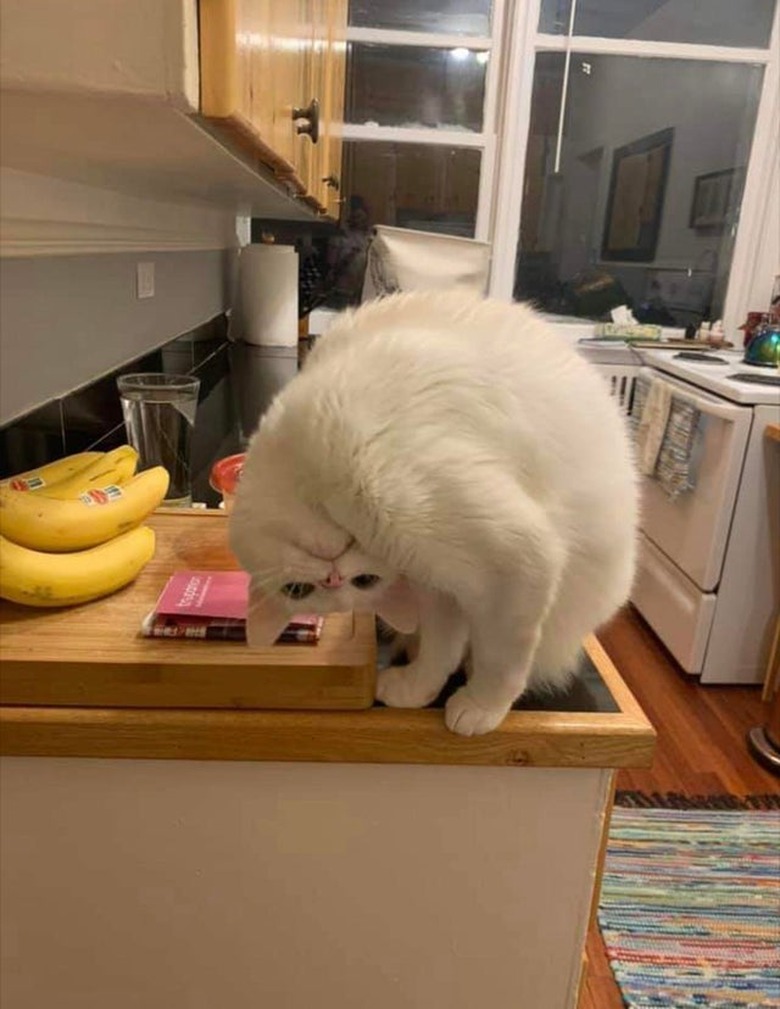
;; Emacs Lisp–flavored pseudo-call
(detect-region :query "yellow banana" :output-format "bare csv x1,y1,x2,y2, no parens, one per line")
1,451,104,492
0,526,156,607
0,466,169,552
39,445,139,499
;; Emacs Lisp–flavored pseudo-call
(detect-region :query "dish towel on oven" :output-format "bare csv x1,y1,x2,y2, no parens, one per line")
631,376,701,499
635,377,672,475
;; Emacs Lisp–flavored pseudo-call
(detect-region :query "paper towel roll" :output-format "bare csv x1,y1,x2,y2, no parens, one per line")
235,244,299,347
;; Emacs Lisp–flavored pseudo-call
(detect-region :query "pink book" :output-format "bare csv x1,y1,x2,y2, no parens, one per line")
155,571,251,621
144,571,322,644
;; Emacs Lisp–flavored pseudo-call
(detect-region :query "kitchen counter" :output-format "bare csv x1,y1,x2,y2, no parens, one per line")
0,637,651,766
0,511,653,768
0,510,655,1009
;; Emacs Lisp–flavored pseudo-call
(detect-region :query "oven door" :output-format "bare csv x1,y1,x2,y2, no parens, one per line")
635,368,752,592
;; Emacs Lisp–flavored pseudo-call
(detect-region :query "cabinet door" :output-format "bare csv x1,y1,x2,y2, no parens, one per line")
199,0,315,195
319,0,347,217
297,0,347,216
295,0,323,207
199,0,345,213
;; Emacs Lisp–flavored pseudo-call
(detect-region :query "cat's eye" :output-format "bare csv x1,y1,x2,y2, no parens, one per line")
281,582,316,600
351,574,381,590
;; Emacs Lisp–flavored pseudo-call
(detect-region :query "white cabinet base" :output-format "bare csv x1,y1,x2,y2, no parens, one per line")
1,757,612,1009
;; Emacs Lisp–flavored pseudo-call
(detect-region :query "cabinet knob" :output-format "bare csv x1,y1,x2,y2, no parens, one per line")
292,98,320,144
321,174,340,191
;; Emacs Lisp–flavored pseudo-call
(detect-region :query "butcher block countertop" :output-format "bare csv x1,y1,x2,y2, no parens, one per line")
0,511,655,768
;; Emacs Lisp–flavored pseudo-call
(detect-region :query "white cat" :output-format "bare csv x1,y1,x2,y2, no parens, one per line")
229,292,638,735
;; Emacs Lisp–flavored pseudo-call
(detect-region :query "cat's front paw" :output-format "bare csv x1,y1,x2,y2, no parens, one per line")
376,664,441,709
445,687,510,736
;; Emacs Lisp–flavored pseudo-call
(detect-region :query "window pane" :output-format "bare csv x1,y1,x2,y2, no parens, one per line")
320,143,480,308
514,53,763,327
343,142,481,237
349,0,492,35
539,0,776,48
346,43,487,131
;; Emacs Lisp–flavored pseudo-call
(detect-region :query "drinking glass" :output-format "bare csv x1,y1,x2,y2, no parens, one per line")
117,373,200,507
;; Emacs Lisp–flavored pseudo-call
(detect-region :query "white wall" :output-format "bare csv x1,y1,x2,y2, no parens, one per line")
0,249,233,424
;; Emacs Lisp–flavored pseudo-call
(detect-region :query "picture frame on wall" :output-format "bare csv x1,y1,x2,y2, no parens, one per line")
601,127,674,263
689,167,745,231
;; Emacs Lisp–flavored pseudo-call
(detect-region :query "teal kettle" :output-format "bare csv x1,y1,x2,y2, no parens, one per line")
744,325,780,368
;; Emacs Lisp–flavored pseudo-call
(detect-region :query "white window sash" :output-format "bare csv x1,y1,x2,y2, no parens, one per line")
342,124,486,148
343,2,507,241
489,0,543,298
476,0,507,240
722,25,779,335
533,34,772,64
346,26,492,50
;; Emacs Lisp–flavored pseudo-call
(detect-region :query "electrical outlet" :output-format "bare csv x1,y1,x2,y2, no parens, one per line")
136,261,155,299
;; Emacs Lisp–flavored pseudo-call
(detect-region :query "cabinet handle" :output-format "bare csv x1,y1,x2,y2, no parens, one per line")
292,98,320,144
321,174,340,191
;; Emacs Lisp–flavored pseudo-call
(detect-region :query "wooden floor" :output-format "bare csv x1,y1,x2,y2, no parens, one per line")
580,605,779,1009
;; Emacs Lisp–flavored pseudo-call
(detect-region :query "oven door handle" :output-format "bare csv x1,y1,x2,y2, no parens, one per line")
673,390,742,423
640,370,744,423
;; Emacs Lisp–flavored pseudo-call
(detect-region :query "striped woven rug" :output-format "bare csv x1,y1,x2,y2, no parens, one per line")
598,793,780,1008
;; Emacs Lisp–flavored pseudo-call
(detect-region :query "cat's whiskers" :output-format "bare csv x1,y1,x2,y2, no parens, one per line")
247,566,288,597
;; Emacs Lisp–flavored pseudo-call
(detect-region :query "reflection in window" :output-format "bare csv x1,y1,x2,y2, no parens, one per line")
346,44,488,132
538,0,776,49
514,54,763,326
343,142,480,237
324,143,481,307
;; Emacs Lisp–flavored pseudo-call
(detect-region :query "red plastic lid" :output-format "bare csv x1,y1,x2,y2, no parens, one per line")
209,453,246,496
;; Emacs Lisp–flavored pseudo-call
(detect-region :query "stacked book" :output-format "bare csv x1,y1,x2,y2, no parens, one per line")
142,570,322,644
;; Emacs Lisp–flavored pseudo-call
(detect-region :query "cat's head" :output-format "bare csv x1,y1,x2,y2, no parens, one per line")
228,437,417,647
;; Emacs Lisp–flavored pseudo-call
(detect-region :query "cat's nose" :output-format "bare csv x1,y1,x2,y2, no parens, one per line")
320,571,344,589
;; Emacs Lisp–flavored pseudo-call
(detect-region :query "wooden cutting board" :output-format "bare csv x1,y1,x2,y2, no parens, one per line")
0,511,376,711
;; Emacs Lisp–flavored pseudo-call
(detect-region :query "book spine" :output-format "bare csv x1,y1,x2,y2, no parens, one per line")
143,622,320,644
277,629,320,643
143,622,244,641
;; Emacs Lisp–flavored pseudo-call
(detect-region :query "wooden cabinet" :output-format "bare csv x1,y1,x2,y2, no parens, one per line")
0,0,348,256
307,0,347,216
199,0,347,216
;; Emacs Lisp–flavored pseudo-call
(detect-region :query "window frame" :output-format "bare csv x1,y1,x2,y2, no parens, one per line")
488,0,780,337
341,0,508,241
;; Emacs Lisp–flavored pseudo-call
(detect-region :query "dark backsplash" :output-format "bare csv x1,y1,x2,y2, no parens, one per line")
0,314,243,508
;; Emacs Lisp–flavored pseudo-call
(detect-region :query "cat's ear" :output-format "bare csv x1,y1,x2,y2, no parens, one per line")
246,590,290,648
376,577,419,633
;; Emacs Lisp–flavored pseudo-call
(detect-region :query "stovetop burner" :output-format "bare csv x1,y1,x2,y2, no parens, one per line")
727,372,780,386
639,348,780,404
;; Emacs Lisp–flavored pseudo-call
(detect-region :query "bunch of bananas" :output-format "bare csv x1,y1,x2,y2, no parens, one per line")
0,446,169,608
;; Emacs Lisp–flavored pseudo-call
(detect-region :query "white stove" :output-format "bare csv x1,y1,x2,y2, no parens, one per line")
639,348,780,406
626,347,780,685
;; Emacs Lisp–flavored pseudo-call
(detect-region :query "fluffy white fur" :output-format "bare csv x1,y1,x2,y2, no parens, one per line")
229,292,638,735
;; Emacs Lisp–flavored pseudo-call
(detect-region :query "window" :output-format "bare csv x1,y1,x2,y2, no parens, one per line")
514,53,762,327
491,0,779,335
346,43,488,132
329,2,778,331
342,142,481,237
339,0,504,250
